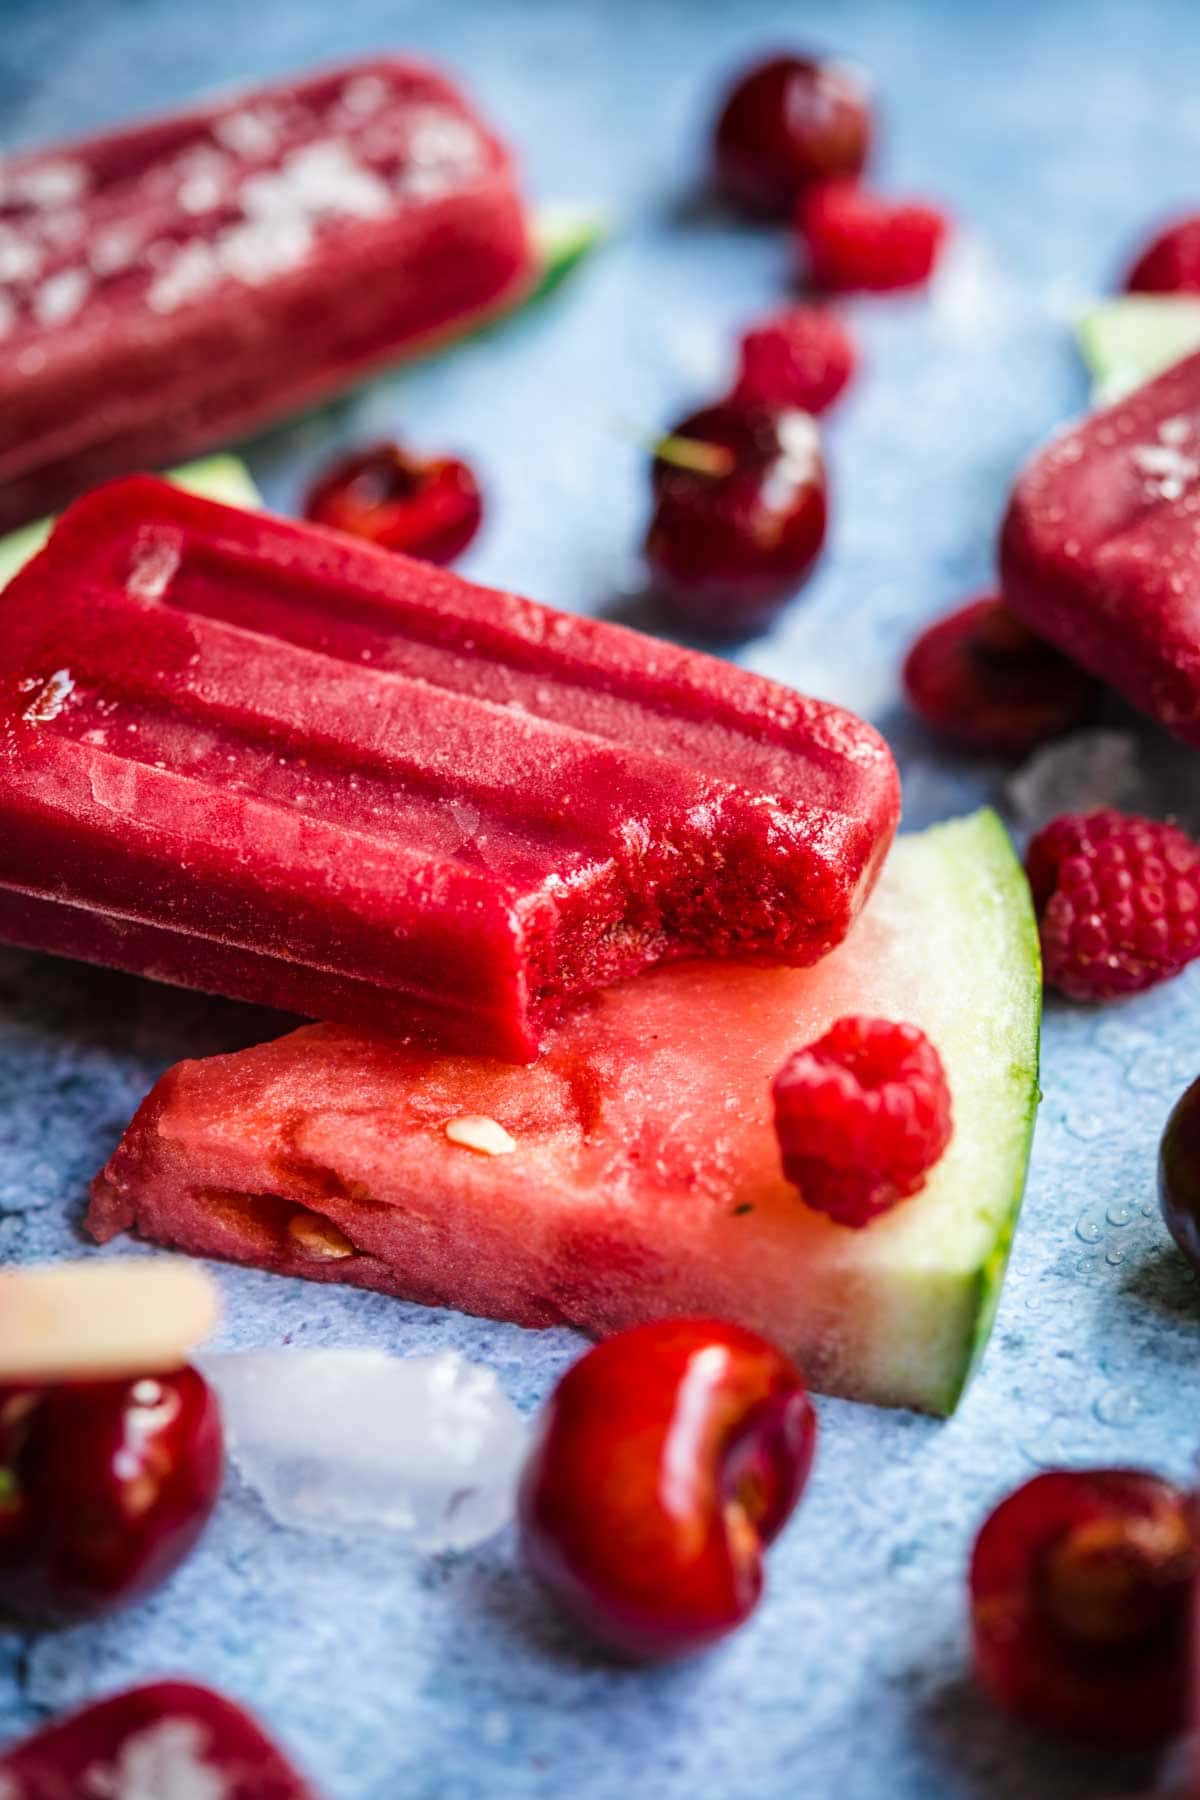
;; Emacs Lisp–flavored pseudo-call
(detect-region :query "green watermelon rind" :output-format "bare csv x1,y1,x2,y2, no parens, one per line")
1077,295,1200,405
924,808,1041,1414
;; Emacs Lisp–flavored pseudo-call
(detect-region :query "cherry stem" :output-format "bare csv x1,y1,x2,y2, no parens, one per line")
616,420,736,478
654,434,736,478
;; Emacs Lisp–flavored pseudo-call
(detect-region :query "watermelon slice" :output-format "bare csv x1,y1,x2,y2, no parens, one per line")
91,809,1040,1415
1077,296,1200,405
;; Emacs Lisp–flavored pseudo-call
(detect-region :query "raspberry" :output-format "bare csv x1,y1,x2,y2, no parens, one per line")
730,306,856,415
726,306,859,414
902,596,1096,756
1026,810,1200,1001
771,1016,953,1228
1125,215,1200,294
798,180,949,292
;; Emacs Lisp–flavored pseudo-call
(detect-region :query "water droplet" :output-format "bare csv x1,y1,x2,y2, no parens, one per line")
1075,1255,1098,1275
1095,1018,1151,1059
1128,1051,1181,1093
1094,1388,1141,1427
1141,1200,1156,1217
1105,1242,1127,1266
1075,1210,1103,1244
1045,1421,1100,1463
1106,1202,1134,1227
1066,1107,1108,1142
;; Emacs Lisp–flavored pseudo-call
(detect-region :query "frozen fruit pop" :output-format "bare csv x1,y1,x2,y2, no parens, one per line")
90,812,1040,1416
0,1682,319,1799
1000,350,1200,747
0,57,532,531
0,477,898,1060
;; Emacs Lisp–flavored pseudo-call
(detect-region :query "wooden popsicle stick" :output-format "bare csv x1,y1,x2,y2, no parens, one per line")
0,1261,219,1380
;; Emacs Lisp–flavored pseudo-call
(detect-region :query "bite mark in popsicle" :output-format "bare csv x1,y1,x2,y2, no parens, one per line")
0,477,898,1060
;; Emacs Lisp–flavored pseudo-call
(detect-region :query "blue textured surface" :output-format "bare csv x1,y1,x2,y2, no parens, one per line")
3,2,1200,1795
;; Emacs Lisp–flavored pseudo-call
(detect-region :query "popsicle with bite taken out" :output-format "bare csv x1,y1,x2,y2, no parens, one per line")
0,477,899,1060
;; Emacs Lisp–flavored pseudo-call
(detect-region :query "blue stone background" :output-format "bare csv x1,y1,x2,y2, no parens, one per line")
2,0,1200,1793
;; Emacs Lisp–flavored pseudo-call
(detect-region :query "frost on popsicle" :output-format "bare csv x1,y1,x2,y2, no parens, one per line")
200,1348,526,1550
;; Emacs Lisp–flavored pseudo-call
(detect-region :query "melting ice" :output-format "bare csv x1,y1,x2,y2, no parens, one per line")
1006,729,1148,828
200,1347,527,1551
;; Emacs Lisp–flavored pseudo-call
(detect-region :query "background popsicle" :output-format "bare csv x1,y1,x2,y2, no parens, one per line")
1001,351,1200,747
0,57,532,530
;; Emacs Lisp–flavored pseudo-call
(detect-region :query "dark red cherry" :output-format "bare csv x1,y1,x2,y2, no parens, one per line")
713,54,872,218
305,442,482,564
0,1365,223,1624
518,1319,816,1660
645,402,827,638
970,1468,1194,1747
1160,1076,1200,1270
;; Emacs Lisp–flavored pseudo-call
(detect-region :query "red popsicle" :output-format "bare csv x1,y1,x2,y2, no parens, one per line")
0,57,532,531
0,477,898,1060
0,1682,318,1799
1000,350,1200,747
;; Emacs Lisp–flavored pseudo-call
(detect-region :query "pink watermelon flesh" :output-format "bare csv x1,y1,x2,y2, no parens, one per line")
90,812,1039,1413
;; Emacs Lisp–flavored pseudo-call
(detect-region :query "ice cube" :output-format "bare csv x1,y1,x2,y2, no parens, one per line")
1006,729,1149,828
199,1348,527,1550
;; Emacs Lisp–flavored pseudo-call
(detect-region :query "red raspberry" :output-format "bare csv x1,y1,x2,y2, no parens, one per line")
902,596,1096,756
772,1016,953,1228
731,306,856,414
798,181,949,292
1125,215,1200,294
1026,810,1200,1001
